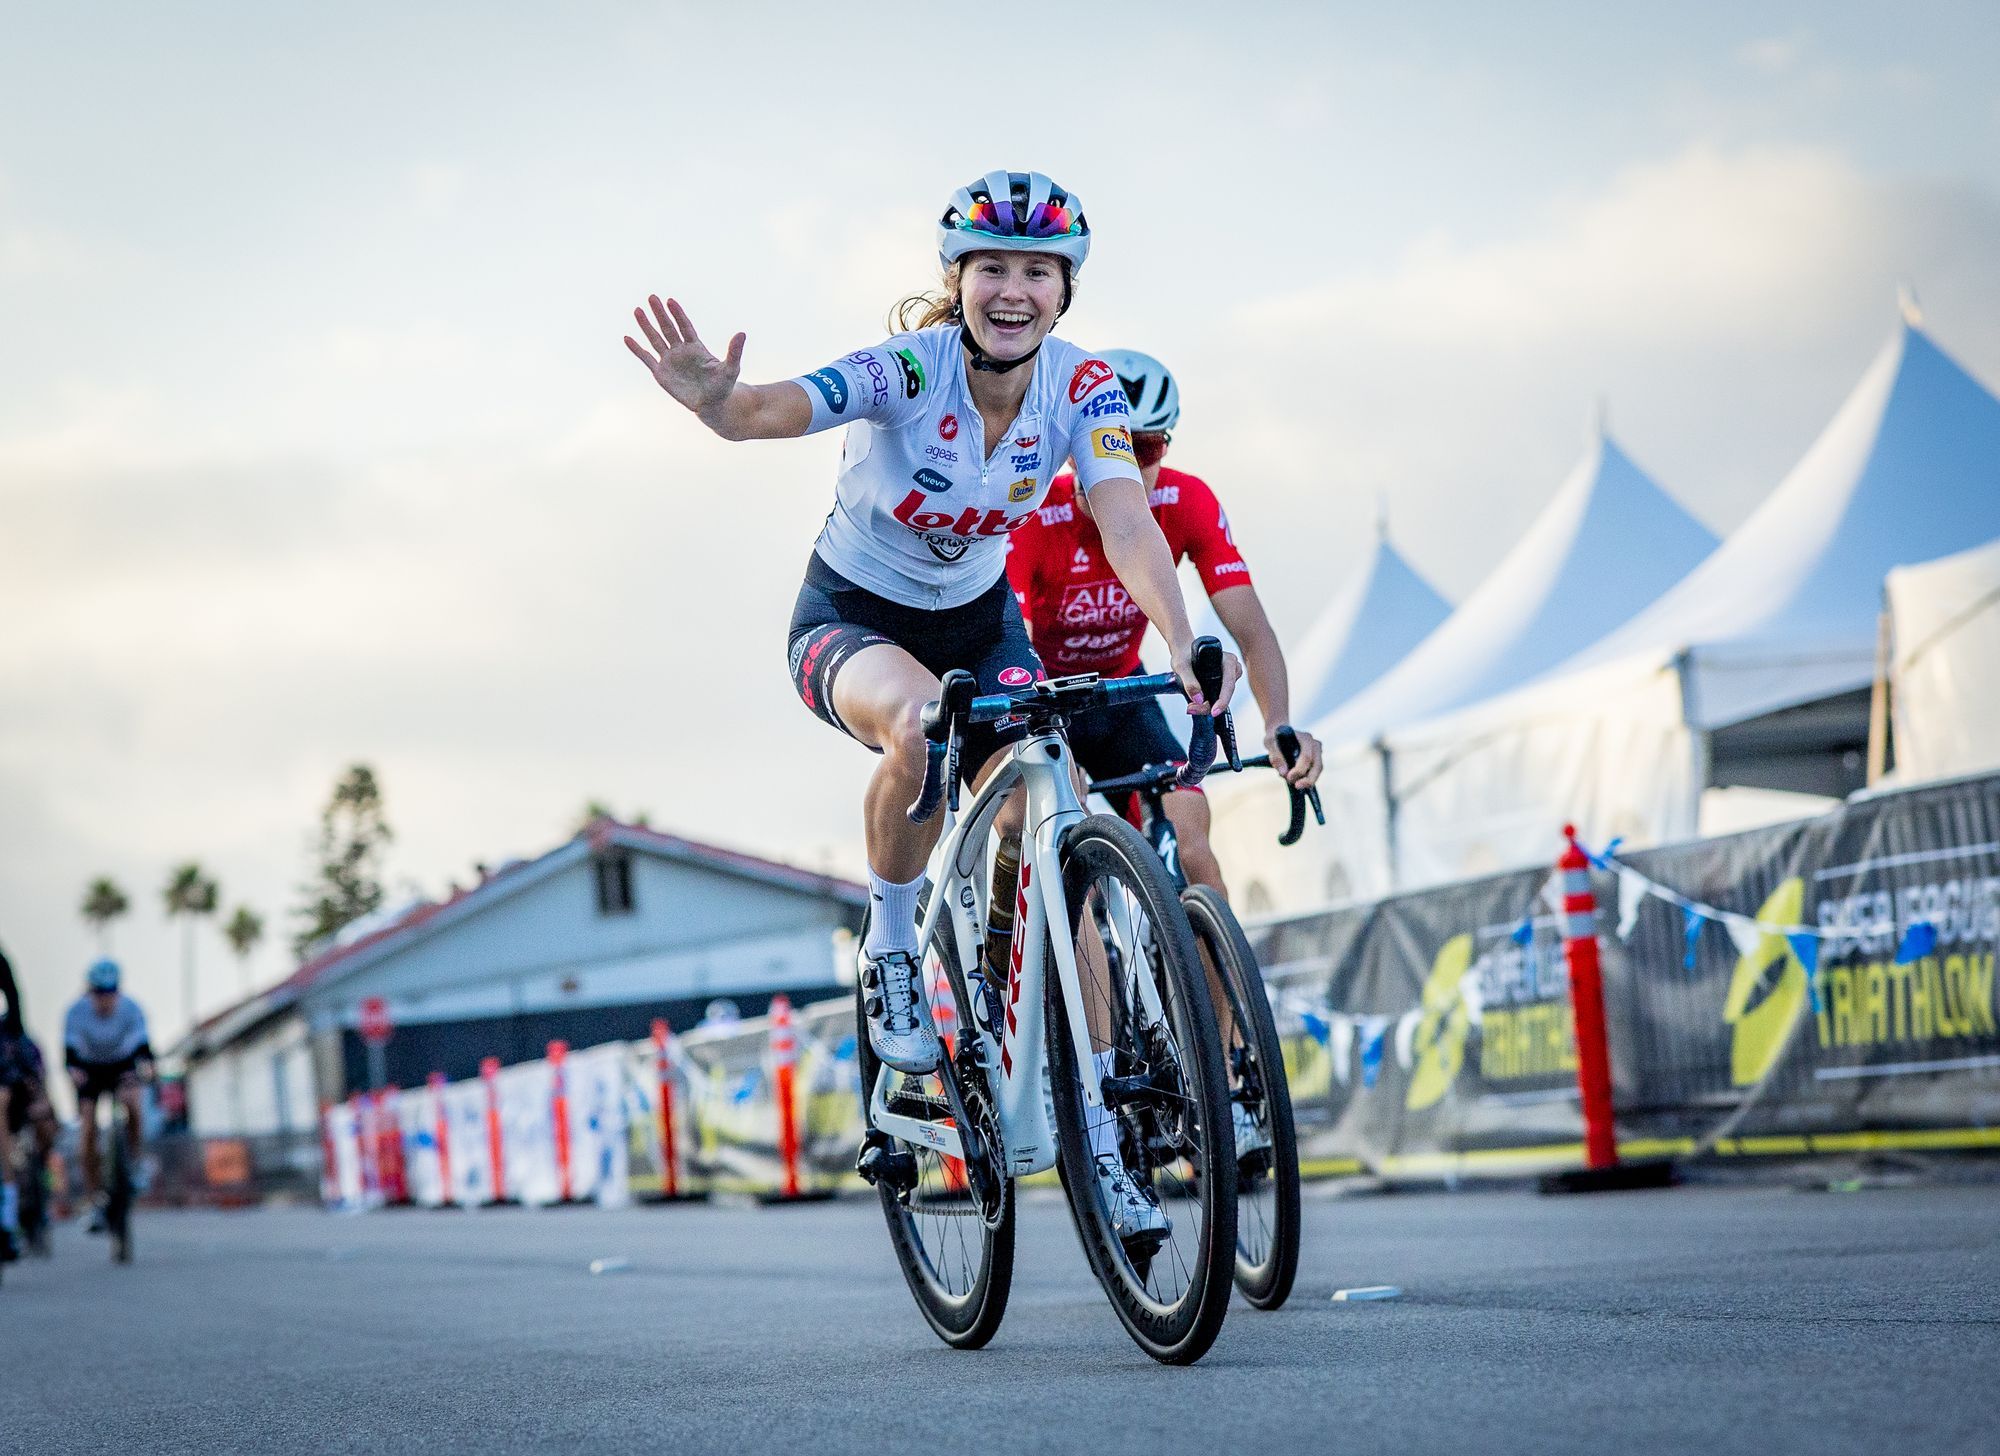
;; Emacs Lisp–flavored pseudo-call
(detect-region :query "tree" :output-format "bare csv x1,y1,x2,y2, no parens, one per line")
293,763,394,959
574,799,651,835
163,862,221,1028
81,876,131,952
224,906,265,994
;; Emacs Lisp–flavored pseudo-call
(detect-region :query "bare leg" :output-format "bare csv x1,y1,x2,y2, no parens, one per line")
1161,790,1239,1057
830,643,950,885
79,1094,101,1199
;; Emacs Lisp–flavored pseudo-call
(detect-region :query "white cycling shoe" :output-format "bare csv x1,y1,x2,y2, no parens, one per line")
859,948,941,1074
1094,1153,1169,1246
1232,1100,1273,1163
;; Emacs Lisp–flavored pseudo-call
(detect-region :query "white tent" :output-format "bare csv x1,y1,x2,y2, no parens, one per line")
1302,309,2000,905
1212,424,1717,910
1288,524,1453,726
1888,535,2000,783
1316,427,1717,742
1173,523,1450,760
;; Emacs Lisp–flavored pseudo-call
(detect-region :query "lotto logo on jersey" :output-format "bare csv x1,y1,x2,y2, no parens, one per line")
805,368,848,416
893,491,1035,560
1069,358,1114,403
1059,580,1142,628
938,414,960,441
1091,425,1135,463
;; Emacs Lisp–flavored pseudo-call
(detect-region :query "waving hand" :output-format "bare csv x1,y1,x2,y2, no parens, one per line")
624,295,746,418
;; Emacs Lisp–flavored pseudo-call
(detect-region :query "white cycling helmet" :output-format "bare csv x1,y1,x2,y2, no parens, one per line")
1102,348,1180,431
938,170,1091,278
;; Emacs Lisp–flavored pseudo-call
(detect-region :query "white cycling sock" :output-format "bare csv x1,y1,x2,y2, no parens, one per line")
863,869,925,959
1087,1050,1120,1164
1,1178,17,1233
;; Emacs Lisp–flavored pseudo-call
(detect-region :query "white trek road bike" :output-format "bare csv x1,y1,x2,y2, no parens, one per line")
854,641,1238,1365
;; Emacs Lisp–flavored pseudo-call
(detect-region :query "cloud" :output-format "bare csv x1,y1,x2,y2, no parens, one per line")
1736,34,1807,76
1213,144,2000,606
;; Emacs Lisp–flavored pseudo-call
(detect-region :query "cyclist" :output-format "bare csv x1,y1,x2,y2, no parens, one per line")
63,959,153,1229
2,943,54,1261
1005,349,1323,1162
626,169,1239,1242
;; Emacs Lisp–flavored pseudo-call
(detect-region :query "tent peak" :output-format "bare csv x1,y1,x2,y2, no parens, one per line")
1897,279,1924,328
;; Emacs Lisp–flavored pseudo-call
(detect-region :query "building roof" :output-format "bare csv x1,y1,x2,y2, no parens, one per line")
170,819,863,1061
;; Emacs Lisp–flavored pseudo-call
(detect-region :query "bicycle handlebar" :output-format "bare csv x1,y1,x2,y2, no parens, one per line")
1084,723,1325,846
905,639,1233,825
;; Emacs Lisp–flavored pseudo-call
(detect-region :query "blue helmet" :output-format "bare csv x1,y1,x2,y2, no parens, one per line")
87,957,121,992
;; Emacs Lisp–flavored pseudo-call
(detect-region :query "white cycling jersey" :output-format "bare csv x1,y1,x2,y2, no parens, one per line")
791,325,1140,609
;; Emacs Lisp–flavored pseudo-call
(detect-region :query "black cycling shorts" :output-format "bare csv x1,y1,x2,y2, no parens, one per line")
71,1054,141,1103
1066,693,1203,823
788,553,1044,784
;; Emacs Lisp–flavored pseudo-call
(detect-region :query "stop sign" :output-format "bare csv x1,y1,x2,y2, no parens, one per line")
359,996,393,1046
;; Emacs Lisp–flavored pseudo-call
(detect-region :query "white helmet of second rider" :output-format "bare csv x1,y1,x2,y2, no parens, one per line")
1101,348,1180,432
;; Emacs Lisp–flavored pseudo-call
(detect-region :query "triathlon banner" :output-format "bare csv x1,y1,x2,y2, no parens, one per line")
1254,770,2000,1177
317,771,2000,1205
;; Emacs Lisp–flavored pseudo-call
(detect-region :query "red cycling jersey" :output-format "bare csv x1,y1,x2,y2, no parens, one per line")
1005,465,1252,678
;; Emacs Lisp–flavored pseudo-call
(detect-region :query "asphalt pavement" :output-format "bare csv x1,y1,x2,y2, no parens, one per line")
3,1178,1996,1454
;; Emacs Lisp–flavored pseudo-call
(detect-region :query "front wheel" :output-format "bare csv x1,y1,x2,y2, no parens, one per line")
105,1111,134,1265
1048,814,1236,1365
854,902,1014,1349
1183,884,1302,1310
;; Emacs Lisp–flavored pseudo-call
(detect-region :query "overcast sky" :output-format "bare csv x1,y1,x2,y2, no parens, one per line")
5,1,2000,1056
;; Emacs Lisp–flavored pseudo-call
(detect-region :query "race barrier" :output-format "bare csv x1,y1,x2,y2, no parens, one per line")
1251,768,2000,1180
318,770,2000,1208
321,992,862,1209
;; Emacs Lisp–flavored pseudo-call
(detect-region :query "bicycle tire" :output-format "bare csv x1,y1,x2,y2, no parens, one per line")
1183,884,1302,1310
19,1128,50,1256
1047,814,1236,1365
107,1109,133,1264
855,903,1014,1349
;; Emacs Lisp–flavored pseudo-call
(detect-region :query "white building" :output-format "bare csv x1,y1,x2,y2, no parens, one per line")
175,818,864,1139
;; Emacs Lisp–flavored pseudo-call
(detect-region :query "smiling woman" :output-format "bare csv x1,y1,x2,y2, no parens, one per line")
622,168,1240,1081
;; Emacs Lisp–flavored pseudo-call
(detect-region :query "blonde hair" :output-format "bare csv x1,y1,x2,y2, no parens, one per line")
890,262,962,333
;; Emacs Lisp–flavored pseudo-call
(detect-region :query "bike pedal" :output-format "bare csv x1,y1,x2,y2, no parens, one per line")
855,1135,919,1195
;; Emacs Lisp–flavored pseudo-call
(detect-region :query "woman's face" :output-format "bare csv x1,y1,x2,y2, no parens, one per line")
958,250,1064,361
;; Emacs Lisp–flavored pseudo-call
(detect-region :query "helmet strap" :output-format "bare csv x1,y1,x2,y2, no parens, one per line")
962,326,1041,375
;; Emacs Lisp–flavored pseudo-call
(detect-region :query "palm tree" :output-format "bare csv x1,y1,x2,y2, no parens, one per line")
163,863,221,1028
223,906,265,995
81,876,131,953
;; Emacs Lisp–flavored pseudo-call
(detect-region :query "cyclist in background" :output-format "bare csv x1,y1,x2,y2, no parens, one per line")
1006,348,1324,890
1,943,54,1261
63,959,153,1229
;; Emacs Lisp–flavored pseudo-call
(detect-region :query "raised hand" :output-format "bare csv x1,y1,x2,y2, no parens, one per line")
623,295,747,418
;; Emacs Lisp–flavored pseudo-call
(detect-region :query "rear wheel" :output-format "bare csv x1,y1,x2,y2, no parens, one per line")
19,1127,51,1256
1183,884,1302,1310
1047,815,1236,1365
855,902,1014,1349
